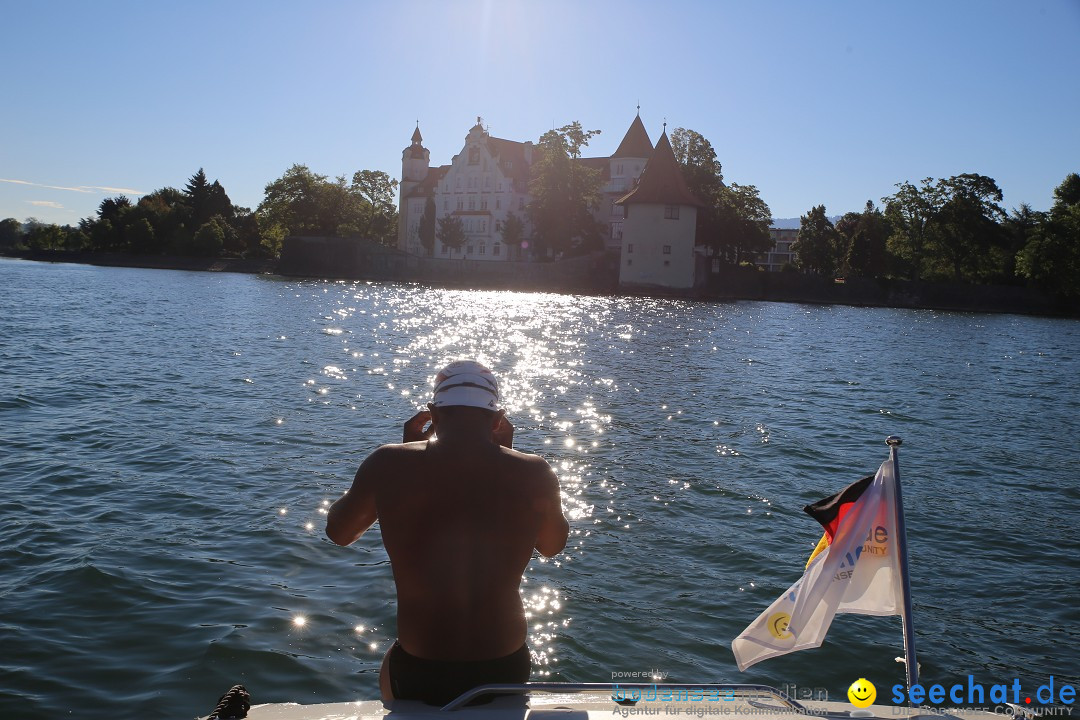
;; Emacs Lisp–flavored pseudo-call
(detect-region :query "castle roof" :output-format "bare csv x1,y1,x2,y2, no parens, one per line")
612,114,654,159
485,136,532,183
411,125,423,144
616,130,703,207
402,165,449,199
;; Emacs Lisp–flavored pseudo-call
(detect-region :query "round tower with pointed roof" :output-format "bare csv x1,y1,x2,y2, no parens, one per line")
615,127,704,290
398,124,431,252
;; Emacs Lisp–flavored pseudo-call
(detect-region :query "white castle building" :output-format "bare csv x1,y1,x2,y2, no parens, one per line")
397,114,703,288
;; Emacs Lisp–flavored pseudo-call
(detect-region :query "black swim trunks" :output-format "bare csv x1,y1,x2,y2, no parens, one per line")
387,640,531,706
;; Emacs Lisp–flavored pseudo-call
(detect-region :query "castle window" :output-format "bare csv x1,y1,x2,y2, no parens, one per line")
611,222,623,240
469,198,476,210
479,244,486,255
505,160,513,169
663,245,671,255
457,199,464,210
481,198,488,210
467,245,474,254
456,177,461,189
627,243,634,254
484,176,491,189
616,163,624,176
468,147,480,165
496,197,501,210
611,201,624,219
664,205,680,220
493,244,501,256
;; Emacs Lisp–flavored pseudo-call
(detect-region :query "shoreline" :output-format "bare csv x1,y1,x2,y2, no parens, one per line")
2,247,1074,318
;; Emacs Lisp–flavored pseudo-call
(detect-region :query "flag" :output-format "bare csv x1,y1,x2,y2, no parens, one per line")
731,459,904,671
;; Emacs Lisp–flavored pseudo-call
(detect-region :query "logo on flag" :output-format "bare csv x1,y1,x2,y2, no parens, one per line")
731,458,905,672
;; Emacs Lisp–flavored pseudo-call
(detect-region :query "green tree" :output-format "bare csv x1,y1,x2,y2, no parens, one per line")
0,218,22,248
192,217,227,256
883,179,942,282
500,211,526,260
835,200,891,278
527,122,604,257
793,205,840,276
124,217,156,253
259,164,345,237
350,170,399,246
714,183,773,264
418,197,437,257
436,215,466,254
670,127,724,254
1016,173,1080,297
930,174,1006,282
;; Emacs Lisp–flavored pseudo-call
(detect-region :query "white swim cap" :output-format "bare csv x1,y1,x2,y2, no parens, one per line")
431,360,500,410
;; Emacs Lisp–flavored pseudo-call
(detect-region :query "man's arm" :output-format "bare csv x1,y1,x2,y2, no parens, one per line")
535,464,569,557
325,448,386,546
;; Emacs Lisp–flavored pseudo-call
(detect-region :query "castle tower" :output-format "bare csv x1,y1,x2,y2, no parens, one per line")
398,124,430,252
616,127,703,289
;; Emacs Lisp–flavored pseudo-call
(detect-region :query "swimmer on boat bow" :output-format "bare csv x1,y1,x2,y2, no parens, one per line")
326,360,569,705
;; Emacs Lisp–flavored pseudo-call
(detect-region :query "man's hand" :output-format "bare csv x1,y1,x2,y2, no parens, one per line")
403,410,433,443
493,413,514,449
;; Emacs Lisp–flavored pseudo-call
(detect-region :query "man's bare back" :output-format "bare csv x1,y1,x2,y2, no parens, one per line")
325,361,568,703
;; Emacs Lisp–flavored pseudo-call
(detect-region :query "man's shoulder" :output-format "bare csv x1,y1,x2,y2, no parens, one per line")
498,446,557,478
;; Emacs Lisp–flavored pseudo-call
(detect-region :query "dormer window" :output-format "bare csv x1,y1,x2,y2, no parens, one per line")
664,205,680,220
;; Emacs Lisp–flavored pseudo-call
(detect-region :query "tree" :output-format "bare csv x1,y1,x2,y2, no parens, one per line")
350,170,398,246
929,173,1006,282
185,168,212,227
670,127,724,254
500,211,526,260
436,216,466,254
713,183,773,264
527,122,604,257
418,197,437,256
192,217,227,256
793,205,840,276
836,200,891,278
258,164,345,237
883,179,942,282
0,218,22,248
1016,173,1080,297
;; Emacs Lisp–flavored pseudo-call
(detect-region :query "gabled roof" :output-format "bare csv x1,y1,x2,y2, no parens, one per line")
485,136,532,182
403,165,449,198
612,114,654,159
616,130,703,207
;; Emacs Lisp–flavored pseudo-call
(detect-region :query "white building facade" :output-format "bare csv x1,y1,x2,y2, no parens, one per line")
397,115,655,261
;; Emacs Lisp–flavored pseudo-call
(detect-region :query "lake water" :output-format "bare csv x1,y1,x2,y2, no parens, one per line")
1,257,1077,719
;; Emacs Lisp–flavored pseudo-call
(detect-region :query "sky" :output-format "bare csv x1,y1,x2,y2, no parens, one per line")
2,0,1079,227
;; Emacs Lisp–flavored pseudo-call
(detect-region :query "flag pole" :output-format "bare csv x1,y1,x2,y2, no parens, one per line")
887,435,919,697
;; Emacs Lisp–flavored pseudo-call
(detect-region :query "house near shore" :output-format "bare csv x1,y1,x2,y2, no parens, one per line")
396,114,704,290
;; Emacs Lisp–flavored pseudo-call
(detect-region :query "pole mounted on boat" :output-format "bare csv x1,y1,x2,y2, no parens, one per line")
888,435,920,700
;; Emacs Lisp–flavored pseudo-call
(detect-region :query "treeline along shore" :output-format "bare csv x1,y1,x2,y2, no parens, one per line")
3,238,1070,318
3,148,1077,317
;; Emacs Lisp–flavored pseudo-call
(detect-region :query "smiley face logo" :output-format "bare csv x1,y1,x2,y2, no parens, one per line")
767,612,793,640
848,678,876,708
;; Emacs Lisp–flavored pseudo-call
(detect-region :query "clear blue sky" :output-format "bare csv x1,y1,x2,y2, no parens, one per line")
2,0,1078,226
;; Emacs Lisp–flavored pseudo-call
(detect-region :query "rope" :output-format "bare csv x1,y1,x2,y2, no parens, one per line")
204,684,251,719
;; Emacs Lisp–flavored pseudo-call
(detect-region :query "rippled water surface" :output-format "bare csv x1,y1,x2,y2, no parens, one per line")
1,258,1077,719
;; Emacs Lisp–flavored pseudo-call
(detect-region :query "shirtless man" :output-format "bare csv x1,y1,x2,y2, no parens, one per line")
325,360,569,706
